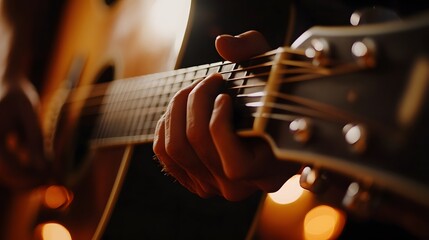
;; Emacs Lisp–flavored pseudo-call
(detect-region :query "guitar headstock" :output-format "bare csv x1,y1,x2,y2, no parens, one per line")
240,12,429,237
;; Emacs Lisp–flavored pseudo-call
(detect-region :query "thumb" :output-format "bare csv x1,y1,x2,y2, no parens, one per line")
215,30,271,63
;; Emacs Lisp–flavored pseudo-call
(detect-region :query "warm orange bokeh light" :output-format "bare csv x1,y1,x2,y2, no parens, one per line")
268,174,304,204
303,205,346,240
35,223,72,240
256,174,316,239
43,185,72,209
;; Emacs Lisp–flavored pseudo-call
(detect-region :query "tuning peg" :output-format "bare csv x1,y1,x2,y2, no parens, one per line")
289,118,312,144
351,38,376,68
299,166,329,194
343,123,367,154
342,182,379,218
304,38,330,66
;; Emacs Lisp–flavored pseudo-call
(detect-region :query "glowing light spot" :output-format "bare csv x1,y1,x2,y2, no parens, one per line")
148,0,192,38
305,48,316,58
304,205,346,240
268,175,304,204
37,223,72,240
350,12,361,26
344,125,361,145
352,41,368,57
311,39,324,52
43,185,72,209
301,166,316,185
246,102,264,107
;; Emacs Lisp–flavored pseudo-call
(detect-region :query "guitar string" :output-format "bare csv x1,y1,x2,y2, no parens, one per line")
240,91,357,123
72,66,330,117
65,58,330,108
58,47,364,140
75,60,358,119
63,46,308,102
76,68,360,140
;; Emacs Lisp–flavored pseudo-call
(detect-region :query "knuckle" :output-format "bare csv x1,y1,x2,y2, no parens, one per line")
223,165,252,181
170,85,192,107
164,140,183,159
152,141,162,155
152,139,163,156
185,127,206,145
209,115,221,134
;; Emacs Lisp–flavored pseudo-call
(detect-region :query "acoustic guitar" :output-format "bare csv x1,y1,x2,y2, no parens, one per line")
1,0,429,239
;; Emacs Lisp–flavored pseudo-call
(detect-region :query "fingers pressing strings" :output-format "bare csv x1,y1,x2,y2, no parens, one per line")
153,81,220,198
153,115,198,194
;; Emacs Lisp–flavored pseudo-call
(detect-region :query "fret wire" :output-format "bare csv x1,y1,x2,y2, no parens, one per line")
124,78,138,138
145,74,170,136
142,75,166,136
122,78,137,138
227,72,270,83
195,64,210,79
127,77,150,138
229,83,266,89
67,84,108,102
114,78,133,137
99,80,124,139
208,62,223,74
220,61,267,77
135,77,158,135
144,77,162,135
170,73,182,97
219,62,236,79
229,63,247,95
96,81,115,139
182,67,198,91
123,79,140,137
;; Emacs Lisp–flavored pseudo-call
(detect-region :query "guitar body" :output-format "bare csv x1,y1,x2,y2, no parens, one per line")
1,0,192,239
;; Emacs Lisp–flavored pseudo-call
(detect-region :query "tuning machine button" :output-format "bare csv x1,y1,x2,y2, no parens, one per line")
351,39,376,68
342,182,378,217
343,123,367,153
299,166,328,194
289,118,312,143
305,38,330,66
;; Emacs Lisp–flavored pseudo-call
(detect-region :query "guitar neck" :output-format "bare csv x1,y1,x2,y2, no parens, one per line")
96,62,236,146
70,49,283,147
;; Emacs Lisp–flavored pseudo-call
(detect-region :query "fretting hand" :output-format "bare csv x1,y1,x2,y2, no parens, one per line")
153,31,300,201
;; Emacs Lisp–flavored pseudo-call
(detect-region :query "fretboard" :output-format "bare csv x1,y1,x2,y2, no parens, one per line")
63,47,312,147
75,58,269,147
